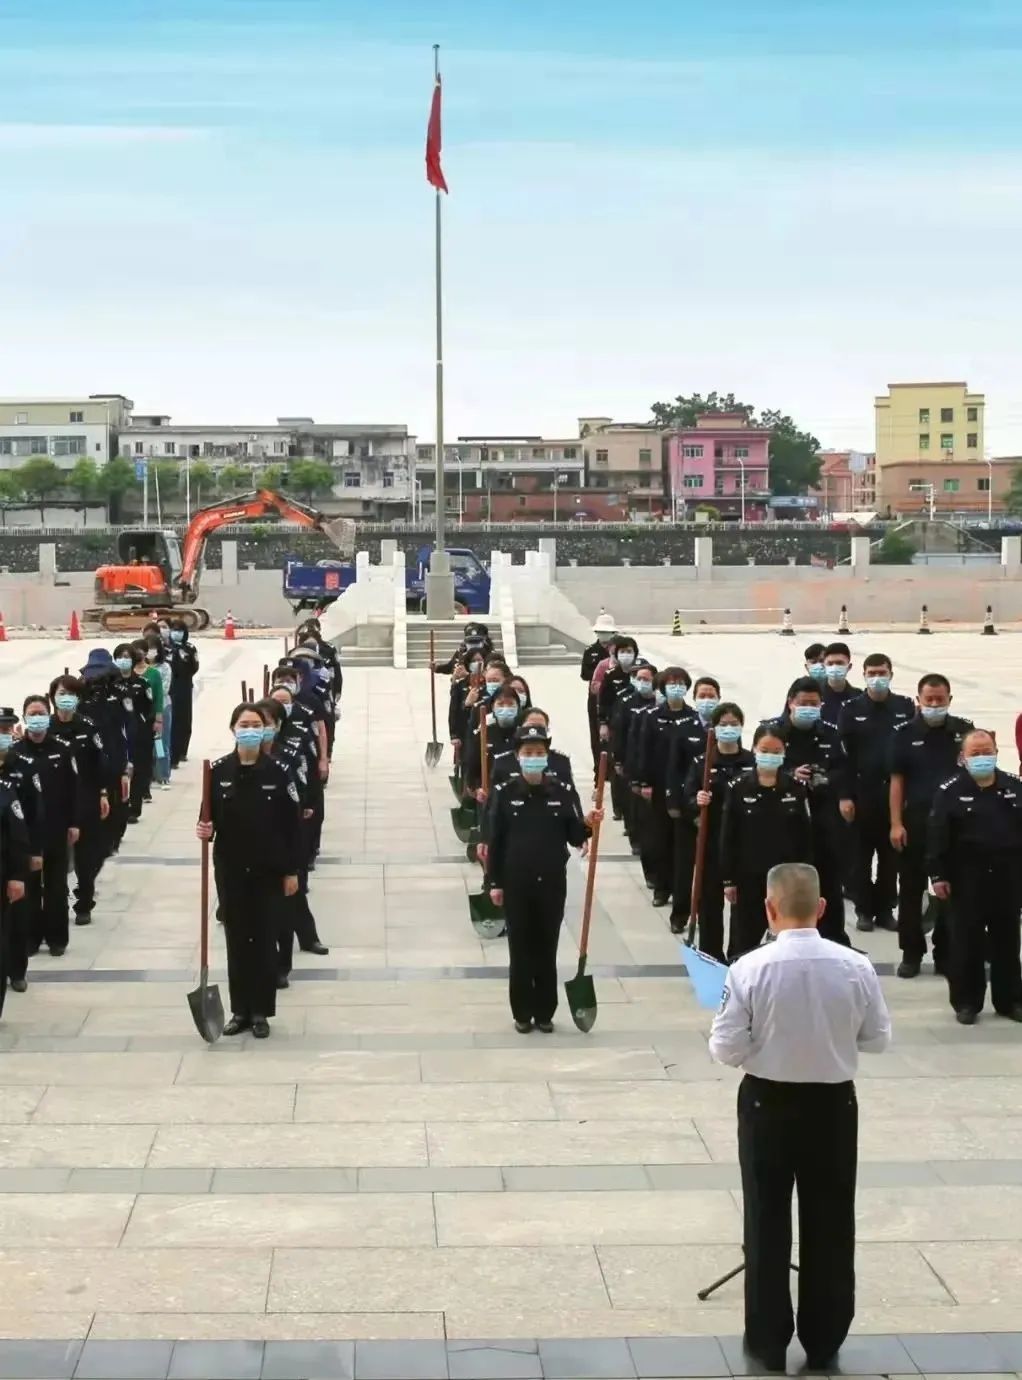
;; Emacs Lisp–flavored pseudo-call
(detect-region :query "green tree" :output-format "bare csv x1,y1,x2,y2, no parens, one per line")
18,457,63,520
152,461,179,495
872,531,917,565
650,391,822,497
288,459,335,502
97,456,135,523
259,464,286,491
1006,465,1022,516
187,461,217,511
218,464,252,493
68,457,100,516
0,472,24,529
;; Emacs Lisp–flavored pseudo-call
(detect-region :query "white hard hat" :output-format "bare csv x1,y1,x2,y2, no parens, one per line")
593,610,616,635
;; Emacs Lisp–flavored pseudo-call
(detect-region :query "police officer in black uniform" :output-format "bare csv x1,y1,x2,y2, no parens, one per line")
196,702,303,1039
581,612,616,773
48,673,110,927
488,724,599,1033
433,621,494,675
837,653,914,932
0,767,30,1012
612,659,658,860
928,729,1022,1024
0,708,42,995
889,674,972,979
463,682,521,800
818,642,862,728
636,666,694,909
76,649,133,897
664,676,714,931
266,682,329,957
167,618,200,766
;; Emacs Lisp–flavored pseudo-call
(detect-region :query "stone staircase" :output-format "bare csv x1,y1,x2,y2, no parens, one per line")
405,620,504,669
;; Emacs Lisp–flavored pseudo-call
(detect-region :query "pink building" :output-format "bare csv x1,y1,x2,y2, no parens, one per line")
667,413,772,520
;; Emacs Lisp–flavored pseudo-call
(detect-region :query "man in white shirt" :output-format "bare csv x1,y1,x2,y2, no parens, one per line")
709,862,892,1373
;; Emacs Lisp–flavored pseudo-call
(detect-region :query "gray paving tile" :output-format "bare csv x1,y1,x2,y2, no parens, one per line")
211,1168,359,1193
644,1165,741,1191
357,1167,503,1193
75,1339,173,1379
984,1332,1022,1368
501,1166,651,1192
0,1340,82,1378
354,1339,449,1379
0,1168,71,1193
261,1340,355,1378
537,1338,636,1379
932,1159,1022,1185
899,1332,1004,1373
626,1336,729,1377
447,1339,541,1380
68,1169,214,1194
819,1334,919,1374
168,1341,264,1379
855,1162,943,1188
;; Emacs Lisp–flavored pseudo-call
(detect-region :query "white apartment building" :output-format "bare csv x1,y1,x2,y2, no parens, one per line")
0,394,133,470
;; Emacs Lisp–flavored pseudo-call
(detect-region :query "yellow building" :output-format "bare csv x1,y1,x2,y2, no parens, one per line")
874,381,984,468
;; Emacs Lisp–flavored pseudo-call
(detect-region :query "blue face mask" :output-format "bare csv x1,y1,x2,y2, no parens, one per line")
494,706,518,726
664,684,686,703
965,754,997,778
696,697,719,719
636,679,655,697
920,706,948,725
55,693,78,714
170,630,184,644
234,726,264,750
0,733,13,752
521,755,547,777
866,674,891,693
791,705,821,727
114,657,132,674
516,691,528,706
755,751,785,771
616,652,635,670
262,725,277,744
825,664,849,681
715,724,742,744
484,681,501,698
24,714,50,734
806,663,827,680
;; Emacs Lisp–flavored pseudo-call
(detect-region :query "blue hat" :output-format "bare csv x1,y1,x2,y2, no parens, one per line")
80,648,115,679
516,723,551,746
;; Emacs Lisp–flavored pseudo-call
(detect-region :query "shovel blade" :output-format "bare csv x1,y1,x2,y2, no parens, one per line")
469,889,507,939
425,740,443,769
448,772,463,802
564,973,598,1033
187,976,225,1045
466,838,478,863
450,803,477,842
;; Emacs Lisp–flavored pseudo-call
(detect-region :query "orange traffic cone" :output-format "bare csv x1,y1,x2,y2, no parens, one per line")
224,609,236,641
68,610,81,642
0,611,7,643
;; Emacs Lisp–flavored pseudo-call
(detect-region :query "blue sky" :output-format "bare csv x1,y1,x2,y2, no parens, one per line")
2,0,1022,452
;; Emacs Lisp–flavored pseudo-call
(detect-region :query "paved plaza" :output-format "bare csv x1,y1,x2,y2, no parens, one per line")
0,629,1021,1377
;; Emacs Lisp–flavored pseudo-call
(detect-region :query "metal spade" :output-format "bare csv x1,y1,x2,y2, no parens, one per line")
425,629,443,768
187,761,225,1044
565,751,608,1032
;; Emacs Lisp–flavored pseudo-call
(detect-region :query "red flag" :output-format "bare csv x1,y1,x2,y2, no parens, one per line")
426,77,448,193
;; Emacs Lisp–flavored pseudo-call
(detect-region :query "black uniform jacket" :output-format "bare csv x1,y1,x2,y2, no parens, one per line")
208,753,303,879
488,775,588,889
927,768,1022,884
720,770,813,887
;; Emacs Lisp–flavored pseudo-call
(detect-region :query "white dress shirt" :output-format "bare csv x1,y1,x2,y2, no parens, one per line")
708,927,892,1082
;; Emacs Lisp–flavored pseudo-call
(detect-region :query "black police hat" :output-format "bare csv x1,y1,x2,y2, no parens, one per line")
516,723,551,746
0,706,17,723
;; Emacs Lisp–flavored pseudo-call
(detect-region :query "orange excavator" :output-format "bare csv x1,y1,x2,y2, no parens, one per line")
85,489,354,633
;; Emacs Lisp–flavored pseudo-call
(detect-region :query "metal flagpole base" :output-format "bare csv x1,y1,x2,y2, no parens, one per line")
696,1248,798,1301
425,551,456,621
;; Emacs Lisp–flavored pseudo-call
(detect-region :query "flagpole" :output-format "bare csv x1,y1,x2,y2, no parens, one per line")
426,43,454,620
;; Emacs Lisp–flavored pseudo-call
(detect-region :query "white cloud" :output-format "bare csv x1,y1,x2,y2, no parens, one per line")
0,123,210,148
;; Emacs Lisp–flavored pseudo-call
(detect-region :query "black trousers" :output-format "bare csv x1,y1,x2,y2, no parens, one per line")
107,790,130,855
3,897,31,985
897,813,946,965
670,818,696,924
130,737,154,817
609,763,628,822
643,797,673,894
696,863,727,962
171,688,194,765
729,871,768,959
948,863,1022,1015
504,871,566,1025
851,799,897,918
739,1074,857,1362
587,699,601,774
220,866,280,1021
72,803,108,916
28,840,70,953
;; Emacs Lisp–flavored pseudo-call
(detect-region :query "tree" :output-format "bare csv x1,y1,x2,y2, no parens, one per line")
18,457,63,521
288,459,334,502
218,464,252,494
0,472,23,529
97,456,135,523
68,458,100,516
872,530,916,565
259,464,286,491
649,391,822,497
187,462,217,512
1006,465,1022,516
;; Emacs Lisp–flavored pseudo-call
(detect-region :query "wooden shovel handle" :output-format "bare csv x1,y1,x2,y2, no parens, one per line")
578,751,608,961
262,665,270,697
686,733,718,946
429,630,438,737
480,704,490,795
200,760,212,970
240,679,248,703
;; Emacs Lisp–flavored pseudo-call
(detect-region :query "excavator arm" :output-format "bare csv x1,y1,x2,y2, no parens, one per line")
177,489,354,597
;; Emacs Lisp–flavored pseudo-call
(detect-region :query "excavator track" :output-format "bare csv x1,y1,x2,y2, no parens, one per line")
83,607,210,635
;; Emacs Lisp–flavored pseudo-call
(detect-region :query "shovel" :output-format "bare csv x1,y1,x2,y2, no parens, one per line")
465,706,488,855
684,735,718,950
450,799,477,842
565,751,608,1032
679,737,729,1009
262,664,270,697
468,713,505,932
187,761,225,1044
425,629,443,768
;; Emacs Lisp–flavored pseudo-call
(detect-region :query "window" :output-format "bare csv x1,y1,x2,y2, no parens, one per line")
416,445,431,460
594,449,608,464
273,441,286,455
592,474,608,488
638,448,652,466
714,445,724,459
14,412,27,424
52,436,86,456
967,432,978,448
682,474,703,489
734,446,750,459
69,410,84,423
96,443,102,452
531,447,545,459
164,441,176,455
940,434,954,450
343,473,361,488
919,407,930,424
978,477,991,492
382,473,394,488
135,441,144,455
501,448,518,462
940,407,954,423
518,496,527,508
919,433,930,450
967,406,978,422
943,478,960,492
682,444,704,459
563,446,577,459
189,445,200,458
6,436,47,456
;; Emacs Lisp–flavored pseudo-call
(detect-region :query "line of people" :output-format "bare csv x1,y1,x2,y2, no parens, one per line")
196,618,340,1040
0,618,199,1012
580,616,1022,1024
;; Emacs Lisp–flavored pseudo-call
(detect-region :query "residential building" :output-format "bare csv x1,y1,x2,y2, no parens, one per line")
414,436,615,521
0,394,133,470
878,457,1014,520
666,413,772,521
579,417,667,515
874,382,985,509
813,450,877,515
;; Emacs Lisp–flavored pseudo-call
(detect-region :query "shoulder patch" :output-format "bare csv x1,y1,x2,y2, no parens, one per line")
11,799,23,821
287,781,300,803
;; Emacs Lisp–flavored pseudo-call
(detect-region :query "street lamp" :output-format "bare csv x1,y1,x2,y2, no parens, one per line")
736,457,747,525
985,452,993,525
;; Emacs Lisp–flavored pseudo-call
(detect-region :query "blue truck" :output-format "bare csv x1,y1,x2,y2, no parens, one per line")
283,546,492,615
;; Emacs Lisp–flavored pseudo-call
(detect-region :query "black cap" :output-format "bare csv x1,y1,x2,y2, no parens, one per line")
0,707,17,722
516,723,551,746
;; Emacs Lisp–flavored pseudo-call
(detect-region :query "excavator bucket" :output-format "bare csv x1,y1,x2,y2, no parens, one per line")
320,517,357,556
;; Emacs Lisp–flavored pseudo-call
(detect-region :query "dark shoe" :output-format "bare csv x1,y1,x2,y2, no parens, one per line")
669,918,686,935
26,944,40,957
223,1016,251,1037
933,955,948,977
48,946,66,957
630,845,641,858
307,858,317,872
300,941,329,956
612,811,623,822
875,909,898,931
126,814,140,825
651,890,670,907
142,793,153,803
855,911,874,932
804,1351,838,1372
742,1336,786,1374
275,974,290,990
9,978,27,994
897,959,921,979
955,1008,979,1025
999,1005,1022,1022
514,1020,532,1034
74,912,92,927
251,1017,271,1039
536,1021,554,1034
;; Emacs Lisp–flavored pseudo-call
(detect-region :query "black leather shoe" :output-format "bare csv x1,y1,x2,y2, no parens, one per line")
223,1016,251,1037
897,959,921,979
49,946,66,957
875,909,898,931
804,1350,838,1372
251,1017,271,1039
999,1005,1022,1022
651,890,670,906
9,978,27,994
301,941,329,956
74,912,92,927
956,1008,979,1025
669,918,686,935
514,1020,532,1034
275,974,290,990
536,1021,554,1034
855,911,874,932
742,1335,786,1373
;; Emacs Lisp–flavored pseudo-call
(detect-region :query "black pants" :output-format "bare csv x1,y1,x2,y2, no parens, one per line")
851,800,897,918
504,871,566,1024
670,818,696,924
811,812,850,947
72,803,108,916
609,763,628,823
739,1074,857,1362
897,816,946,965
644,797,673,894
130,736,154,817
729,871,768,959
107,790,130,855
697,863,727,962
28,840,70,953
587,699,601,775
220,865,280,1021
171,688,194,765
948,863,1022,1015
3,897,31,985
